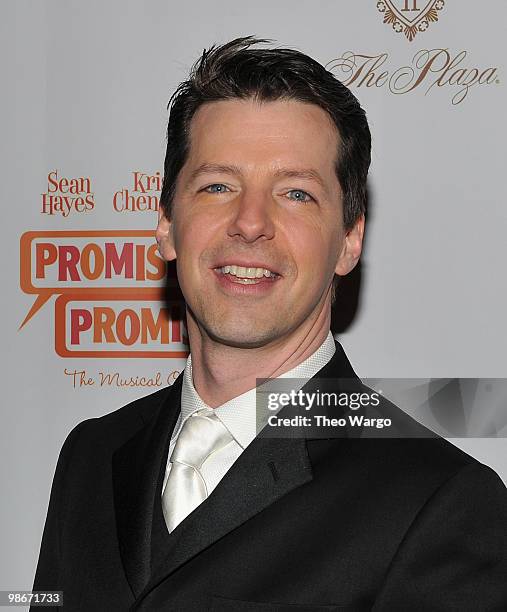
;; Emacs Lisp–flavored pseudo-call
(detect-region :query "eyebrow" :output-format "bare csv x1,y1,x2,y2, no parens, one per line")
188,163,241,183
188,163,327,190
273,168,326,189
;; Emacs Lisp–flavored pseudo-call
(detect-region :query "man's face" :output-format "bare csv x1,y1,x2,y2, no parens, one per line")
157,98,363,348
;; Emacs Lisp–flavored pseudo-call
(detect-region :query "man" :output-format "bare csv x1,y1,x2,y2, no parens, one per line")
33,37,507,610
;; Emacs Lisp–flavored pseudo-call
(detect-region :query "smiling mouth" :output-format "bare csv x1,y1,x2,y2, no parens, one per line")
214,264,280,284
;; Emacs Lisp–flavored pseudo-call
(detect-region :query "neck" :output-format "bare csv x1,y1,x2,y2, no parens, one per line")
186,301,332,408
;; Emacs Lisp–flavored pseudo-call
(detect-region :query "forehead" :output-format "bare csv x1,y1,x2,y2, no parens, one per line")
185,98,340,174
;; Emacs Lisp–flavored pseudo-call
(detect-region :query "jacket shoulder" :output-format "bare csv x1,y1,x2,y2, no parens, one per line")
308,382,501,493
64,378,181,452
96,383,175,428
359,388,487,477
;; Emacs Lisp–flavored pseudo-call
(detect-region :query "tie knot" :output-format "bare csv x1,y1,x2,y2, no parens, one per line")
171,408,233,470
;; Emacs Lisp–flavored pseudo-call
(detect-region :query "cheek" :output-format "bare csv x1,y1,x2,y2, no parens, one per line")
174,212,209,258
174,217,218,285
290,225,335,272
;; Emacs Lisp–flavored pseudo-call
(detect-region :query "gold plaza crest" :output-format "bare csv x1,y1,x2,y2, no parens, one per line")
377,0,445,41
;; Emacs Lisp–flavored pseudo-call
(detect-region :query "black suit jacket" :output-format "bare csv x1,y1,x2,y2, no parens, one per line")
32,342,507,611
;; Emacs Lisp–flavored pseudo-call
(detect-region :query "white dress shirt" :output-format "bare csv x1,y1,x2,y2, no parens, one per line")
162,331,336,497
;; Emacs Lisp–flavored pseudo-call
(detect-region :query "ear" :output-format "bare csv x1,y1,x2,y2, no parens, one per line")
334,214,364,276
156,207,177,261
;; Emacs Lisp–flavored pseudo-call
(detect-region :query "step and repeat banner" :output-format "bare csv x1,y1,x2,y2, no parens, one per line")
2,0,506,593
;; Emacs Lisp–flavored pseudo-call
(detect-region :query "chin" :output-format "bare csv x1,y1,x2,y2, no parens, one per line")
204,320,290,349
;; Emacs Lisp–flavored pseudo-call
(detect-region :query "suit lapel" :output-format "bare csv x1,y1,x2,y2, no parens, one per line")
112,375,183,598
137,435,313,602
135,339,358,604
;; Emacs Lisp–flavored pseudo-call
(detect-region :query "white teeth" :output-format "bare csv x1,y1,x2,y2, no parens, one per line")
218,265,277,279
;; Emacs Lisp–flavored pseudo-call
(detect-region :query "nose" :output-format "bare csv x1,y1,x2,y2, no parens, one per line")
226,190,275,243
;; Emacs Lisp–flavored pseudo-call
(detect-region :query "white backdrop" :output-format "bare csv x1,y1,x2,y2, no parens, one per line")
1,0,506,595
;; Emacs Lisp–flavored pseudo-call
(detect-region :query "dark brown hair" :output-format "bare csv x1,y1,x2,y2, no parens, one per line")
160,37,371,301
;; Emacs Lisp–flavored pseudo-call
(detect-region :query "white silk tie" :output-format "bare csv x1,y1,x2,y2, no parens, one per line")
162,408,234,533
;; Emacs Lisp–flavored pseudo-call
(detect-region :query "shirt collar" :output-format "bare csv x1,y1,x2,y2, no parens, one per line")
180,331,336,449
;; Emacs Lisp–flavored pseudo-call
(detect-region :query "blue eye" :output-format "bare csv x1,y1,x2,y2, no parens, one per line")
287,189,313,203
204,184,229,193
